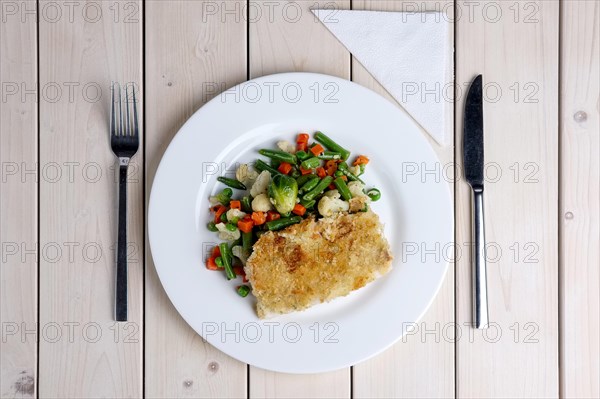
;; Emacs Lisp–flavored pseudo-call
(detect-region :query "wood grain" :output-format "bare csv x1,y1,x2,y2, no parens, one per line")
144,1,248,397
559,1,600,398
38,1,143,397
351,1,454,396
455,1,559,397
0,0,38,397
248,1,350,397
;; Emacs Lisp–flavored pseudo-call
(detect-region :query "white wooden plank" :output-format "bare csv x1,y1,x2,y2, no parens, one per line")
144,1,248,397
351,1,455,397
248,1,350,397
0,0,38,397
559,1,600,397
38,1,143,397
455,1,559,397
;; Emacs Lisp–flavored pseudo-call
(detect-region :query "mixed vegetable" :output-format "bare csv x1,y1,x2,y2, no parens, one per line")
205,132,381,296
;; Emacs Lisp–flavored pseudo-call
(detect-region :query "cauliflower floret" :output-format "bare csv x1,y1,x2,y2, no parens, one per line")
215,222,241,241
318,196,349,217
324,189,341,199
236,164,259,187
226,208,246,222
250,170,271,197
232,245,249,266
349,165,362,176
209,196,220,206
348,181,368,199
252,193,273,212
277,140,296,154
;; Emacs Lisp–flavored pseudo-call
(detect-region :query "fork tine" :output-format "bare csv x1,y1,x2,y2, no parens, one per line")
132,83,138,137
111,82,115,136
125,84,131,136
118,83,123,137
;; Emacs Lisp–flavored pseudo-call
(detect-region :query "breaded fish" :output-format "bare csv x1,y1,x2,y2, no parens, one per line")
245,211,393,318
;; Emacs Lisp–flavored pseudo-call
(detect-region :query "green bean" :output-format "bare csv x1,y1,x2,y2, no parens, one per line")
220,212,228,223
296,174,317,187
215,257,224,268
334,170,344,177
226,223,237,232
219,243,236,280
295,150,310,161
258,149,297,164
254,159,281,176
300,198,316,209
314,131,351,161
270,159,281,170
333,177,353,201
300,157,320,170
237,285,251,297
367,188,381,202
290,168,301,179
300,176,320,192
317,151,342,160
266,216,303,231
217,176,246,190
338,162,365,184
303,176,334,201
241,196,252,213
242,231,253,253
207,221,218,232
215,188,233,205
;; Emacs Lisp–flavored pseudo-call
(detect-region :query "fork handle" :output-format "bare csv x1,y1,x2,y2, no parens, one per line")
116,162,128,321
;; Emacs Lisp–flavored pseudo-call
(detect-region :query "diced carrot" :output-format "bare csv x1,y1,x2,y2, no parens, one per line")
266,211,281,222
214,205,227,224
209,204,221,212
206,257,219,271
211,246,221,258
297,142,307,152
233,266,246,276
229,200,241,210
325,160,338,175
300,167,313,175
278,162,293,175
353,155,370,166
316,167,327,178
328,183,336,190
243,275,249,283
310,144,325,156
237,218,254,233
341,175,348,182
251,211,267,225
297,133,309,143
292,203,306,216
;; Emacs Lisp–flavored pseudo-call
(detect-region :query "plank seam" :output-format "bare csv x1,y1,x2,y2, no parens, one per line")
36,0,41,397
142,0,147,397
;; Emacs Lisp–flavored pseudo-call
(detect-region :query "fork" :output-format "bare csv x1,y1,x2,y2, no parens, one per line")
110,82,139,321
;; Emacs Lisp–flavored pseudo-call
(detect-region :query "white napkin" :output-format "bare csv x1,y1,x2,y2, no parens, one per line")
312,10,452,145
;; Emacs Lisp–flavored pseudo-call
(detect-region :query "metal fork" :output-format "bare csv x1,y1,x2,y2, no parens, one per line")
110,82,139,321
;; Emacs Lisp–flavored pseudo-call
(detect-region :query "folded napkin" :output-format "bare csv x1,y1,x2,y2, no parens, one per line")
312,10,452,145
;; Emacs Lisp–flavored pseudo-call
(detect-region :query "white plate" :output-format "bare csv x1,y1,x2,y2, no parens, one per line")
148,73,452,373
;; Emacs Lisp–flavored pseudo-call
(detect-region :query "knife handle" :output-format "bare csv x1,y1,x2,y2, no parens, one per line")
472,187,489,329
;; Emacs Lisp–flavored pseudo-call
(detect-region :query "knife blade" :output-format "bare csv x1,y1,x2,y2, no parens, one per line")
463,75,484,188
463,74,489,329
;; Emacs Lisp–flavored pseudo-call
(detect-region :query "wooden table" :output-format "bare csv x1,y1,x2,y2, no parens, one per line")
1,1,598,397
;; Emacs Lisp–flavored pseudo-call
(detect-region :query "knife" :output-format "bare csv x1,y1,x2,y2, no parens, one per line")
463,75,489,329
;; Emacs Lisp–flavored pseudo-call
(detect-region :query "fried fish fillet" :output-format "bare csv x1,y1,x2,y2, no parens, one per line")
245,211,393,318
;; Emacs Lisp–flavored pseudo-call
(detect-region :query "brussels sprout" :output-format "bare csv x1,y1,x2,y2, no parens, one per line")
268,174,298,215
